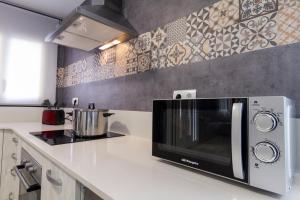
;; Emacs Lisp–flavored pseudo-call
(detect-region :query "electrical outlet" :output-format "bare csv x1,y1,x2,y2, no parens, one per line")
72,97,79,106
173,89,196,99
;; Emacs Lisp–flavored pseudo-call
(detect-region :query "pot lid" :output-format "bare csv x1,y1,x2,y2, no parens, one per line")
74,108,109,112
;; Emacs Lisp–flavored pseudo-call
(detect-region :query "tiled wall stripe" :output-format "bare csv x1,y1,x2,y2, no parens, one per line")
57,0,300,88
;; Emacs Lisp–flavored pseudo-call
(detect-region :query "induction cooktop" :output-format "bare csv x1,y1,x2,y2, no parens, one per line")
30,130,124,146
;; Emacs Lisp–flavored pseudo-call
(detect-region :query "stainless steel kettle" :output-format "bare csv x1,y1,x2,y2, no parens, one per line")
73,103,114,137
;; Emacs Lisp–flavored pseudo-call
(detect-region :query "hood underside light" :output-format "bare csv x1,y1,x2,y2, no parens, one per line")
99,40,121,50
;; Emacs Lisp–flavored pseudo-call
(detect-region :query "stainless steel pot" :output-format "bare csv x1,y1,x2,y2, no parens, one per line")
73,103,114,137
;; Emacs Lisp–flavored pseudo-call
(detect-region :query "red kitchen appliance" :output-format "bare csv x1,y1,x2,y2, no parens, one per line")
42,109,65,125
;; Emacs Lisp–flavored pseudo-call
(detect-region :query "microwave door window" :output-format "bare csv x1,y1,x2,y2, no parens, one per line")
155,99,234,167
174,101,197,148
201,100,232,166
165,108,173,145
194,101,232,166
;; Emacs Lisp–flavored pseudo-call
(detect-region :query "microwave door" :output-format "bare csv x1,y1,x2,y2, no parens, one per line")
231,103,245,180
152,98,248,182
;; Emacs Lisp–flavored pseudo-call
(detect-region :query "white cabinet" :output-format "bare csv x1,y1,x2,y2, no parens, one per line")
41,159,77,200
0,130,98,200
18,138,79,200
0,130,21,200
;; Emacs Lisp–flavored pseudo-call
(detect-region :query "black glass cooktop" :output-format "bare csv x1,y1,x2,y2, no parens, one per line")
30,130,124,146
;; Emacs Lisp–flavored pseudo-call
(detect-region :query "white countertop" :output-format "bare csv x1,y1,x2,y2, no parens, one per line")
0,122,299,200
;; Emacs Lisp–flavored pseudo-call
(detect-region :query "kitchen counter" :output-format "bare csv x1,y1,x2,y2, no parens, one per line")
0,122,299,200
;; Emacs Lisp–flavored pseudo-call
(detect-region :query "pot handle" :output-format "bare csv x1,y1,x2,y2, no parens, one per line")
103,113,115,117
88,103,95,110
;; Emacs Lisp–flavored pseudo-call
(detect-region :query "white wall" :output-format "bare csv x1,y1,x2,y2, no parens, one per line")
0,107,43,122
108,110,152,139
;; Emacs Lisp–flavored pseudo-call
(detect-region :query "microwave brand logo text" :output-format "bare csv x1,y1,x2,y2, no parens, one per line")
181,158,199,166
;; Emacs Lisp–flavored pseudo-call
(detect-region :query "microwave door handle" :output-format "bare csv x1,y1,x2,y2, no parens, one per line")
231,103,245,180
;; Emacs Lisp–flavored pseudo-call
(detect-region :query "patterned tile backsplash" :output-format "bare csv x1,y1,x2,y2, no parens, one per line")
57,0,300,88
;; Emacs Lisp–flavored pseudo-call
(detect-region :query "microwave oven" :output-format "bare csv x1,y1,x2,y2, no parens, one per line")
152,96,296,194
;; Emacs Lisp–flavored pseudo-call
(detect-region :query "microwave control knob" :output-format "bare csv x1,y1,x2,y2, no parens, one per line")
254,142,279,163
254,112,278,133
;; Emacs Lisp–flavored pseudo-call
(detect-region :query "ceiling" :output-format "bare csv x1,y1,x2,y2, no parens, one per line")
1,0,85,19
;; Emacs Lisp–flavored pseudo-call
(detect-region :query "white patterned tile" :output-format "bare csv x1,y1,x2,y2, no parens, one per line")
209,0,239,31
239,12,277,53
166,41,192,67
209,23,240,58
166,17,187,46
135,32,151,54
277,4,300,45
240,0,278,21
138,51,151,72
151,48,167,69
186,7,210,39
151,27,167,49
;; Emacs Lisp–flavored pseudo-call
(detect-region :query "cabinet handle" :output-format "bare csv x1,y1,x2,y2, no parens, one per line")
46,170,62,187
8,192,14,200
12,137,18,144
10,168,16,177
11,153,17,161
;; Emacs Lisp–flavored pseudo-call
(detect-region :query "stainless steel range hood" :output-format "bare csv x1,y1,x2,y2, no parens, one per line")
45,0,138,51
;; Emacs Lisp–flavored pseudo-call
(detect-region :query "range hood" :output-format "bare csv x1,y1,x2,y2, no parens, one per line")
45,0,138,51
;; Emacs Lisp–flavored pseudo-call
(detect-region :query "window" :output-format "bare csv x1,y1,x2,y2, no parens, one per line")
0,34,3,94
4,39,43,102
0,3,58,105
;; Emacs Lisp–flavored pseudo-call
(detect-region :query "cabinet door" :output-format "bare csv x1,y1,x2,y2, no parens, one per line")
41,159,76,200
0,130,21,200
